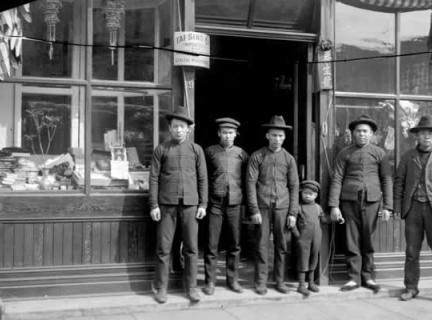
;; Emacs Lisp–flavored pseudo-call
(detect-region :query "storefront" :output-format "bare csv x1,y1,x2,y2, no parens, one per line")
1,0,432,299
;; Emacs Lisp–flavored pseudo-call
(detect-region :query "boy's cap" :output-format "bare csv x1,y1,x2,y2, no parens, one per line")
300,180,320,193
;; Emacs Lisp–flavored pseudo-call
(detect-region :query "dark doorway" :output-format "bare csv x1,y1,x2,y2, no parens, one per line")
195,36,309,158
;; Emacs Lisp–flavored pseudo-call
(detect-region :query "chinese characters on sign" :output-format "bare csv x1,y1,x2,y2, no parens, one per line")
173,32,210,69
318,49,333,90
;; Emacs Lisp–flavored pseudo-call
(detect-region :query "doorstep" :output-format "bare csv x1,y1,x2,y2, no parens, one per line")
2,278,432,320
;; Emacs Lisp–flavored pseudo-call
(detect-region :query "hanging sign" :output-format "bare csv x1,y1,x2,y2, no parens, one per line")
317,49,333,90
173,32,210,69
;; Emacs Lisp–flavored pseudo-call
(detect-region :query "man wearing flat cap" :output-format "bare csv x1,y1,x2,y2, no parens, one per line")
203,117,248,295
246,115,299,295
394,114,432,301
149,105,208,304
328,114,393,293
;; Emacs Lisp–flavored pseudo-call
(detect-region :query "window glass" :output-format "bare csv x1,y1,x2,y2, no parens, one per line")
93,0,172,83
335,97,396,172
0,84,85,192
335,2,395,93
400,11,432,95
398,100,432,156
90,88,171,191
22,0,75,78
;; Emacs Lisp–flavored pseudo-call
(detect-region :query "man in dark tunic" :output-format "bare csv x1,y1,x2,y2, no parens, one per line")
394,115,432,301
149,106,208,304
246,115,299,295
328,114,393,293
203,117,248,295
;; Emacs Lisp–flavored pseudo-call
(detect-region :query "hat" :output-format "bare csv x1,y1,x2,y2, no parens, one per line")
300,180,320,193
215,117,240,129
262,115,292,130
348,114,378,132
165,106,194,125
410,115,432,133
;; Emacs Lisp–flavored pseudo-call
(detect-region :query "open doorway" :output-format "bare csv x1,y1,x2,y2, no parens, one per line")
194,36,310,167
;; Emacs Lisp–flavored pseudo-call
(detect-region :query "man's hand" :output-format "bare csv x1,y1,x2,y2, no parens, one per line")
150,207,161,222
196,207,206,220
381,209,392,222
330,207,345,224
394,212,401,221
287,215,296,229
251,213,262,224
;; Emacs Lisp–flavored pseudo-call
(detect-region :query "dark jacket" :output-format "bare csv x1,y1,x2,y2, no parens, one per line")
149,139,208,210
246,147,299,217
205,144,248,205
328,143,393,210
394,148,432,218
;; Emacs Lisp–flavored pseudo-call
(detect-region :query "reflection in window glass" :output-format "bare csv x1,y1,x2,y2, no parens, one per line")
91,89,171,191
400,11,432,95
335,3,395,93
398,100,432,156
335,97,396,172
22,0,74,78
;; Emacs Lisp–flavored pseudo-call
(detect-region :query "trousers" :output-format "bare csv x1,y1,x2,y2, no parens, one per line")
155,203,198,290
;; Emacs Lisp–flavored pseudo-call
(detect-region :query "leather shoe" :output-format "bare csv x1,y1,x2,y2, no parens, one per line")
227,282,244,293
400,289,419,301
254,284,267,295
155,288,167,304
363,280,381,293
308,283,320,293
298,285,311,296
187,288,201,302
203,282,215,295
340,281,360,292
274,282,289,294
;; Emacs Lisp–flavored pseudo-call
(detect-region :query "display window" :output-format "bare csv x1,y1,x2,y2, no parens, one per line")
0,0,175,193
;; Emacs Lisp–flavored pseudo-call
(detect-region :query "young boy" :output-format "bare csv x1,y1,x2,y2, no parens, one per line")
294,180,329,296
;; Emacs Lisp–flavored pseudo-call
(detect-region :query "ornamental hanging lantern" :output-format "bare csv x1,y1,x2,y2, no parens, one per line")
102,0,125,65
39,0,63,60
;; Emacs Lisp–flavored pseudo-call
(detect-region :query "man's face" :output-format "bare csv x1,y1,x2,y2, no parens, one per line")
352,124,373,147
218,127,237,147
416,129,432,149
169,119,190,142
266,129,286,150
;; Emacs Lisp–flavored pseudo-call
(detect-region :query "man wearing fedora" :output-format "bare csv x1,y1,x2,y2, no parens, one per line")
246,115,299,295
149,105,208,303
394,114,432,301
328,114,393,293
203,117,249,295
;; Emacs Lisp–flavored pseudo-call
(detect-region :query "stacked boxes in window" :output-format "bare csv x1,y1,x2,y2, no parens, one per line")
0,153,17,189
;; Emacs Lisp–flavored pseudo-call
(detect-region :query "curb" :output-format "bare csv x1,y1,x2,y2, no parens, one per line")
4,284,432,320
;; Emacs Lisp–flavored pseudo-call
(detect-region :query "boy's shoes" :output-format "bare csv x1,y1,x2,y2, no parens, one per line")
274,282,289,294
308,283,320,293
363,280,381,293
298,285,311,296
400,289,419,301
155,288,167,304
187,288,201,302
227,281,244,293
340,280,360,292
254,284,268,295
203,282,215,295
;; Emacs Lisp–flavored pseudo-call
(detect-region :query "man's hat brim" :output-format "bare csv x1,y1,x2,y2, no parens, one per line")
410,126,432,133
165,114,194,125
262,124,293,130
348,119,378,132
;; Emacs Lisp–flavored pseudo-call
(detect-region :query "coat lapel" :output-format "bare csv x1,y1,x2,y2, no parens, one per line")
412,152,422,171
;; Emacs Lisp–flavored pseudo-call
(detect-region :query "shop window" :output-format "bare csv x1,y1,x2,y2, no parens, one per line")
335,97,396,173
0,84,85,192
89,88,171,191
335,2,395,93
0,0,176,193
400,11,432,95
